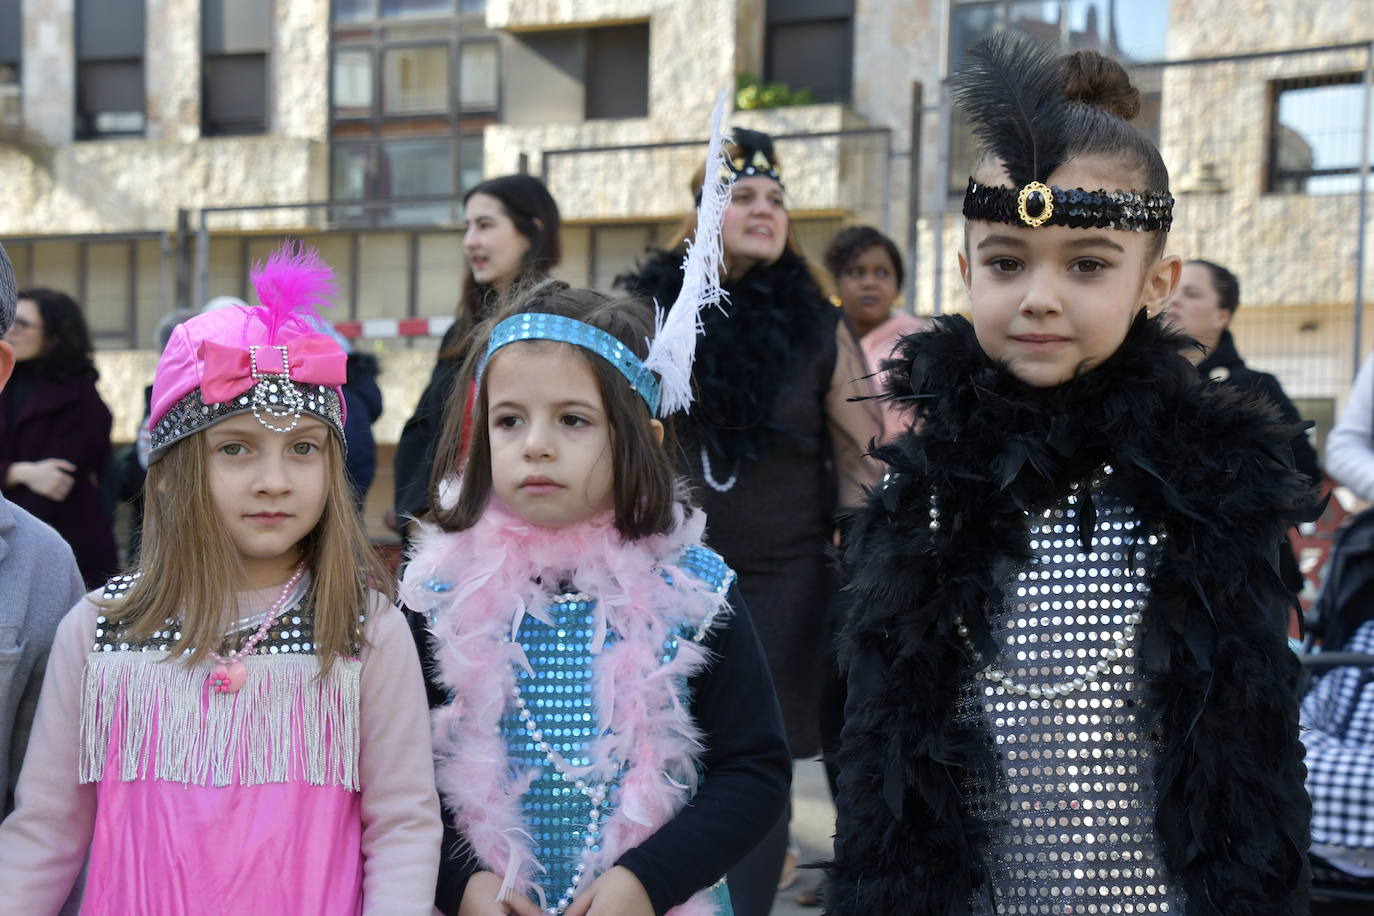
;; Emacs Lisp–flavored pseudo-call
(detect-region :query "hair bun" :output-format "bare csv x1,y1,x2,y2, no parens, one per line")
1061,50,1140,121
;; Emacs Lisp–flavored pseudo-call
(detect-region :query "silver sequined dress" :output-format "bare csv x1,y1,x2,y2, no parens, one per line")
961,481,1185,915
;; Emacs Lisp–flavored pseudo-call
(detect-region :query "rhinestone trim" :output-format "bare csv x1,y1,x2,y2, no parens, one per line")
148,379,345,463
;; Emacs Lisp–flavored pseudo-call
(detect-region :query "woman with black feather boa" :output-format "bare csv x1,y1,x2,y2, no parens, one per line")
616,129,881,915
827,37,1315,916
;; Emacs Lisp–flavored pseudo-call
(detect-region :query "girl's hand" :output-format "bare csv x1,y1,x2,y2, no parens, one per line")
8,459,77,501
563,866,653,916
459,871,544,916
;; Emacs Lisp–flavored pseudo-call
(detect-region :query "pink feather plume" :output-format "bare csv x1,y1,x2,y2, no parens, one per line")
250,243,338,344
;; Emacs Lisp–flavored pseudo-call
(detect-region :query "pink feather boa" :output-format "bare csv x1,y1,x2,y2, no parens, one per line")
401,500,733,916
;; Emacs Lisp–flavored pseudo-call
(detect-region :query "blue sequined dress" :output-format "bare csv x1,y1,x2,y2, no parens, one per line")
427,545,737,916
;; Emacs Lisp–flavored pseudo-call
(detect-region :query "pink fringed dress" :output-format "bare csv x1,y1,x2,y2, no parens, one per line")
0,579,442,915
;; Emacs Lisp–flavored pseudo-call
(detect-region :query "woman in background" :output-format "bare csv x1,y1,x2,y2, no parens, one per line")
0,288,117,586
393,174,562,532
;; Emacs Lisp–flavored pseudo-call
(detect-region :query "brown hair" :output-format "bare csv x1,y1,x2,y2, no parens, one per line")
1059,49,1170,257
429,281,679,541
108,426,387,676
671,143,834,297
443,174,563,362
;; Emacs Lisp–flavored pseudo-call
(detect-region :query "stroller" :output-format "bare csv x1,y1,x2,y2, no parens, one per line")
1301,506,1374,912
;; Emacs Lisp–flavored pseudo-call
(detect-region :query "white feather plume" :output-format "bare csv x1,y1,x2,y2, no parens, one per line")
640,91,733,416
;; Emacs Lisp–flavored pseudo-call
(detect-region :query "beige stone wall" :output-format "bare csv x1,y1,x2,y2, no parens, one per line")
0,137,328,236
21,0,75,147
0,0,330,238
146,0,201,143
274,0,331,141
1168,0,1373,56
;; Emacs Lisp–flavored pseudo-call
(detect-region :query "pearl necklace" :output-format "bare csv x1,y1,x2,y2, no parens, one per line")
508,592,613,915
955,606,1143,700
207,565,305,695
946,464,1158,700
700,447,738,492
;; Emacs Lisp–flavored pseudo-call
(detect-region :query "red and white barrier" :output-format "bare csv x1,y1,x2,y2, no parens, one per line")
333,316,456,339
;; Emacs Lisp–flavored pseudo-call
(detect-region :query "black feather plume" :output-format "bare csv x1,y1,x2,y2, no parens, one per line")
951,32,1071,187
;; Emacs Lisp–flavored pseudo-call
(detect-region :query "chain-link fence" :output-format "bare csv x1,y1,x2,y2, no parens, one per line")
916,42,1374,452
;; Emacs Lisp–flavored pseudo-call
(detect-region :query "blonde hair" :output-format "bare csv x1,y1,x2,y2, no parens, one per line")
107,427,387,676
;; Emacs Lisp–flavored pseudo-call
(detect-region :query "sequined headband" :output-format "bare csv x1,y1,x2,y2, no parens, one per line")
482,313,661,415
963,178,1174,232
148,379,345,463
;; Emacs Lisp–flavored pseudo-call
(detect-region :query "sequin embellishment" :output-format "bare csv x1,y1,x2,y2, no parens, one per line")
961,486,1183,915
503,593,620,915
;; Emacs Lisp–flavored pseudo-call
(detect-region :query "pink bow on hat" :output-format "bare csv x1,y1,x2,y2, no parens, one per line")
199,335,348,405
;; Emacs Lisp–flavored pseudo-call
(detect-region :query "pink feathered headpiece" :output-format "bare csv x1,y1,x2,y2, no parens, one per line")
147,245,349,463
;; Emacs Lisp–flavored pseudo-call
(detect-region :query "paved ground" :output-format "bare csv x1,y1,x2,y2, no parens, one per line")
769,759,835,916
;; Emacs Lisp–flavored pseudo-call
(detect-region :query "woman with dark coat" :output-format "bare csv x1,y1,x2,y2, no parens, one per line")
1,288,117,586
617,129,882,916
393,175,561,534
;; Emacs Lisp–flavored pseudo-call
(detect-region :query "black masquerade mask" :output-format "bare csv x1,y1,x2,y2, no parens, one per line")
954,35,1173,233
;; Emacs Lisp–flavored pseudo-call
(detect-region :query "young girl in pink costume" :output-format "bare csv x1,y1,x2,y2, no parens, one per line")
0,247,442,914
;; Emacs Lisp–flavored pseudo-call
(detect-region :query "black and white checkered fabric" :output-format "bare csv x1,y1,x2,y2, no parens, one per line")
0,242,15,335
1304,619,1374,851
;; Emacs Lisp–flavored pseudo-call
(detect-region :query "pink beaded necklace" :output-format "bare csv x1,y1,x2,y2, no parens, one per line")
207,565,306,695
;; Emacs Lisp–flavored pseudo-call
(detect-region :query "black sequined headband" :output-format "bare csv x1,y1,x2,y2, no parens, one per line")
963,178,1174,232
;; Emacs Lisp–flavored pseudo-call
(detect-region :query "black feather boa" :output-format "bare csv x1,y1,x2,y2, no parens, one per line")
827,313,1314,915
616,247,835,466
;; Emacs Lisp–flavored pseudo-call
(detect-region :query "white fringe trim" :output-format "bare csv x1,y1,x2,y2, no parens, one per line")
79,652,361,790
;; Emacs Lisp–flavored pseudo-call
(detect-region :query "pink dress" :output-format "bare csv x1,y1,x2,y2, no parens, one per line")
859,311,931,441
0,581,442,915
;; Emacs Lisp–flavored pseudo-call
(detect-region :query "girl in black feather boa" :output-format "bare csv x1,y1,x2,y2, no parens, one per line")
828,38,1313,916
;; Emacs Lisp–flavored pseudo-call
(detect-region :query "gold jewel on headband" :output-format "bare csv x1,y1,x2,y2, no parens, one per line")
1016,181,1054,228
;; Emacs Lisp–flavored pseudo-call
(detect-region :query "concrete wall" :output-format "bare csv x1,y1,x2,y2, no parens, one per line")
1,0,329,237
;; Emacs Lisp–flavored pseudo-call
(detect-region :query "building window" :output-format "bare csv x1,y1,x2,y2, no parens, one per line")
333,47,375,118
380,0,453,18
1268,73,1372,195
383,45,450,115
945,0,1169,194
459,39,499,113
76,0,146,138
586,25,649,120
203,0,270,136
333,0,374,22
506,23,649,124
0,0,19,128
949,0,1169,65
330,134,481,225
458,133,484,193
765,0,853,104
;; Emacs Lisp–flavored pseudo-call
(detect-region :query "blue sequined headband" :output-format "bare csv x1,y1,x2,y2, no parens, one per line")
482,312,661,415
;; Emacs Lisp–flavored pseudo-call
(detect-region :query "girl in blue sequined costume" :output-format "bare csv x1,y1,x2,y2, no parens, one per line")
402,283,791,916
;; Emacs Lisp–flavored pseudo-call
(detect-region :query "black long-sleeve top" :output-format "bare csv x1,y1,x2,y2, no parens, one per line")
406,583,792,915
393,328,461,527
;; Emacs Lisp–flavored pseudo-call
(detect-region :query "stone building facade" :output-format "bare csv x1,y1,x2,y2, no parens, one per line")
0,0,1369,462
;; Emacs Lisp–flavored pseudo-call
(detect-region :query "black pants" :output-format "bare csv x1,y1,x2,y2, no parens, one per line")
726,803,790,916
